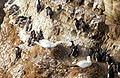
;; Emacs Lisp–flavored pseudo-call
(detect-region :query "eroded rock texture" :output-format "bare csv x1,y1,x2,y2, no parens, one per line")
0,0,120,78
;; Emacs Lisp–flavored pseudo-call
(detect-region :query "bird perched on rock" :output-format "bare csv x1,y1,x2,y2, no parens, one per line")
34,39,63,48
69,41,79,57
57,4,62,10
31,30,36,41
116,62,120,77
35,0,41,13
46,6,53,19
15,47,21,60
71,56,92,68
107,63,114,78
26,16,32,31
37,30,44,41
15,16,27,25
105,54,113,65
9,4,19,15
74,18,80,30
81,20,89,32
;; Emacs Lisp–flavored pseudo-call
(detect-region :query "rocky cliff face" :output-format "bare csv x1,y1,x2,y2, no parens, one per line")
0,0,120,78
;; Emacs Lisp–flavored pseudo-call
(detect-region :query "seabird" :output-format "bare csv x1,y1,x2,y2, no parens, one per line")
70,8,75,18
71,56,92,68
105,54,113,65
15,47,21,59
71,44,79,57
94,51,102,62
107,63,114,78
34,39,63,48
116,62,120,77
46,6,53,19
89,48,95,58
28,37,32,46
35,0,41,13
15,16,27,25
9,4,19,15
81,20,86,32
74,18,80,30
57,4,62,10
26,16,32,31
31,30,36,41
37,30,44,41
69,41,79,57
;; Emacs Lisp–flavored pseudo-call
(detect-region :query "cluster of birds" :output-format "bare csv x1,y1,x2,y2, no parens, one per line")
88,47,120,78
8,0,120,78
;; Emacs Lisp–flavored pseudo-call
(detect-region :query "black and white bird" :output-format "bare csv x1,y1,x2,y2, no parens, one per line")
37,30,44,41
35,0,41,13
15,16,27,25
57,4,62,10
31,30,36,41
46,6,53,19
94,51,102,62
69,41,79,57
74,18,80,30
72,45,79,57
28,36,32,46
9,4,19,15
81,20,88,32
89,48,95,58
15,47,21,60
105,54,113,65
107,63,114,78
26,16,32,31
116,62,120,77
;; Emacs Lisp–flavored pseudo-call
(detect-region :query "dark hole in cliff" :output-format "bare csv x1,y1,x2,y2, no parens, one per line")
0,0,8,29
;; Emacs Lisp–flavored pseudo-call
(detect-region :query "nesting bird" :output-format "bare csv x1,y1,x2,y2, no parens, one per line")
9,4,19,15
28,37,32,46
37,30,44,41
26,16,32,31
107,63,114,78
69,41,79,57
35,0,41,13
81,20,89,32
15,16,27,25
28,30,36,46
46,6,53,19
57,4,62,10
74,18,80,30
31,30,36,41
72,56,92,68
105,54,113,65
15,47,21,60
116,62,120,77
34,39,63,48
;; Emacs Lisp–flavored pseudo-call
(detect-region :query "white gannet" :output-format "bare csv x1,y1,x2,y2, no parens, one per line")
34,39,63,48
72,56,92,68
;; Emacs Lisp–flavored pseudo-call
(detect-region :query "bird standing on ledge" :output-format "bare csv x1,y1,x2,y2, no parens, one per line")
71,56,92,68
34,39,63,48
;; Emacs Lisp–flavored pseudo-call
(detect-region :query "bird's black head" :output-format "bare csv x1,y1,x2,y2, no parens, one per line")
16,46,19,49
46,6,51,10
74,18,77,21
